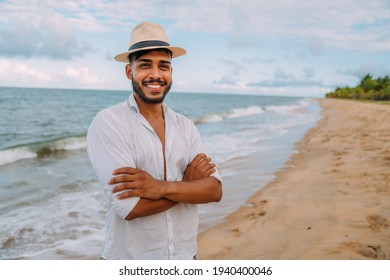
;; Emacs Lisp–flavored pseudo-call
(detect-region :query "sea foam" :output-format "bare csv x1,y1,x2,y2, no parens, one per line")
0,136,86,166
194,105,265,124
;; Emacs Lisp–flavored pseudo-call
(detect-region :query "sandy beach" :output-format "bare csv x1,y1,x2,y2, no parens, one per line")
198,98,390,260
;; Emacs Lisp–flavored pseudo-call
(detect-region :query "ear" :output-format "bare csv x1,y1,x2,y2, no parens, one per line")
125,64,132,80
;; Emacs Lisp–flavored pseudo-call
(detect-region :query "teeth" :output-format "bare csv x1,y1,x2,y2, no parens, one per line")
147,84,161,89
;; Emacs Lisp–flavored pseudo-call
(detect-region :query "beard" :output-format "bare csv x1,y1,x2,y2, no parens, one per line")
132,77,172,104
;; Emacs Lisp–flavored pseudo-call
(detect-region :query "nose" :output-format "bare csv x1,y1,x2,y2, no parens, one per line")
149,65,162,79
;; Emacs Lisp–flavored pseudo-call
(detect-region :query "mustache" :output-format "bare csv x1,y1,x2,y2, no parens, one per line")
143,78,167,85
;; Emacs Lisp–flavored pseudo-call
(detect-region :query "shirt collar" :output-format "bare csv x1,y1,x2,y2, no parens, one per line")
128,92,140,114
127,93,173,120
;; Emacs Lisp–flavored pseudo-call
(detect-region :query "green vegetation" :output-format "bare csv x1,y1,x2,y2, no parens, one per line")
326,74,390,101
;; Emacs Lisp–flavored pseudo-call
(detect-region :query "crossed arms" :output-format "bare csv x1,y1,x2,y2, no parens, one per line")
108,153,222,221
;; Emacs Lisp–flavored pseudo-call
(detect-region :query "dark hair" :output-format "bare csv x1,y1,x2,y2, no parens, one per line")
128,48,173,63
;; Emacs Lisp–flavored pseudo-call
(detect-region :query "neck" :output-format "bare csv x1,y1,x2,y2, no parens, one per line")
134,94,164,119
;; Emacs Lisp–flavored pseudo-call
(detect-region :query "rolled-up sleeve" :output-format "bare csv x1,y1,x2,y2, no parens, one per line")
87,109,140,219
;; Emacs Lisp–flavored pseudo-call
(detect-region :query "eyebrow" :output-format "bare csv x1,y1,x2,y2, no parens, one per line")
137,58,171,65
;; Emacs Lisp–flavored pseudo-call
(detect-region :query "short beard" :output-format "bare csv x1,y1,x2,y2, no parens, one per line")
132,77,172,104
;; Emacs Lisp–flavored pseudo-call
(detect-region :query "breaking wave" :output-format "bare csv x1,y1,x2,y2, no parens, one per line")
194,105,265,124
0,136,86,166
266,99,310,114
194,99,310,124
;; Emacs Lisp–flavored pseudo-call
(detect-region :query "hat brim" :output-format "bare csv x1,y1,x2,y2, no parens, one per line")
114,46,186,63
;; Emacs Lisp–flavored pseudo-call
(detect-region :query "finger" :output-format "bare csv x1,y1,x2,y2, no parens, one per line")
198,157,212,168
196,159,214,173
205,163,216,171
192,153,207,164
116,190,137,199
111,182,138,193
112,167,139,175
205,168,216,176
108,174,136,184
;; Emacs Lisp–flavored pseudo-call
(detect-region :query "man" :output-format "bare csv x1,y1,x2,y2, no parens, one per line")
87,22,222,260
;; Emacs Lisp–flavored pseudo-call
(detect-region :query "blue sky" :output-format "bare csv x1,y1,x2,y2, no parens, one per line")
0,0,389,97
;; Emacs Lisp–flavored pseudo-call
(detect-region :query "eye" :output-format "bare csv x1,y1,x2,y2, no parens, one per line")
160,64,170,70
139,63,151,69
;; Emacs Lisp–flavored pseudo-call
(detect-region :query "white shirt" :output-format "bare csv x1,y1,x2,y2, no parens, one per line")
87,93,221,260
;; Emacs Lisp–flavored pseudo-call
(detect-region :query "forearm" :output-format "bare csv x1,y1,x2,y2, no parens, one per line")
110,162,223,219
162,177,222,204
125,198,178,221
125,177,221,220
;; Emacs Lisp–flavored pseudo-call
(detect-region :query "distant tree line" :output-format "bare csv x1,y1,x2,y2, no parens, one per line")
326,74,390,101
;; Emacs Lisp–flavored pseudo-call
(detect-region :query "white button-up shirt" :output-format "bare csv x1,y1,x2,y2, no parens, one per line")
87,93,221,260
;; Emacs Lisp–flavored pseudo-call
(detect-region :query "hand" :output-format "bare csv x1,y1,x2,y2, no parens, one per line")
183,153,216,182
109,167,163,200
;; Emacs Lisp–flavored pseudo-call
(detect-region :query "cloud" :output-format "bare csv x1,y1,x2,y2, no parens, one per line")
248,79,324,88
302,67,316,78
242,56,276,64
213,56,328,93
339,63,390,80
43,0,156,32
274,66,293,80
38,12,92,59
168,0,390,53
213,57,247,86
2,0,389,57
150,1,383,53
0,2,91,59
59,66,102,85
0,58,103,87
0,58,52,84
306,36,325,56
215,64,324,90
0,0,388,96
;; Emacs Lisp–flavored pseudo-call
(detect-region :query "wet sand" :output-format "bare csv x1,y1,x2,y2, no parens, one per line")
198,98,390,259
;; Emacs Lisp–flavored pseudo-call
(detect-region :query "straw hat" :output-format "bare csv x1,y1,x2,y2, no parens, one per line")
114,22,186,63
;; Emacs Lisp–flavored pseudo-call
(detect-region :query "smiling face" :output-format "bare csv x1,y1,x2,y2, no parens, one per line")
126,49,173,104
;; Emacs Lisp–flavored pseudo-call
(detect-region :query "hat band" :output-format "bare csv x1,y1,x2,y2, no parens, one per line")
128,40,170,51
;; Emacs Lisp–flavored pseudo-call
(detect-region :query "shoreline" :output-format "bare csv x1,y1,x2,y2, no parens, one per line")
198,98,321,233
197,98,390,259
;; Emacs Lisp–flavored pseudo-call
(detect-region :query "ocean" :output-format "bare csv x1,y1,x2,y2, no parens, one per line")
0,87,322,259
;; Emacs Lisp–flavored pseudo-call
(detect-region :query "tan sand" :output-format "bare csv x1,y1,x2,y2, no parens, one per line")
197,98,390,259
